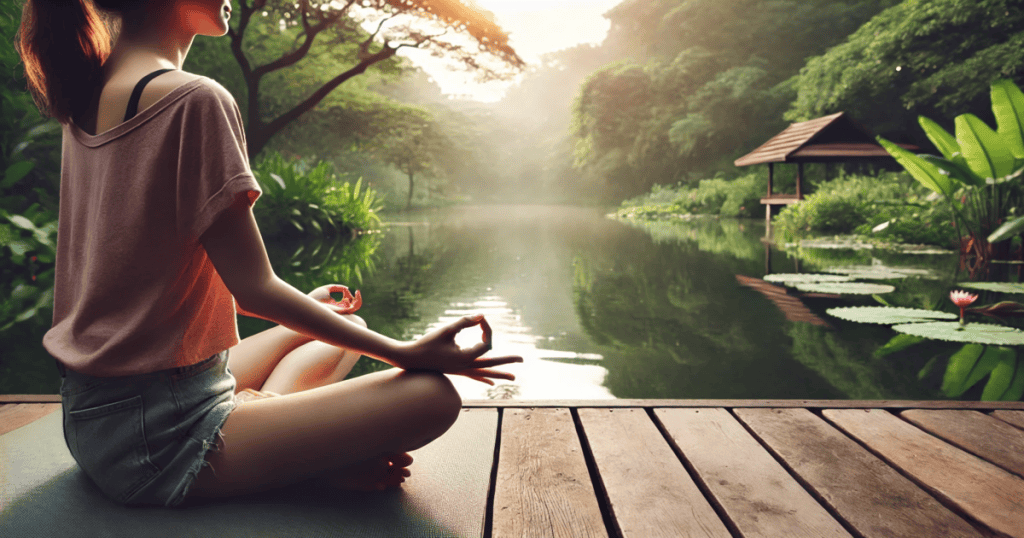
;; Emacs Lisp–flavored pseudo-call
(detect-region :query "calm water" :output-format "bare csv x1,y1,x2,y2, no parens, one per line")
2,204,984,399
337,205,967,401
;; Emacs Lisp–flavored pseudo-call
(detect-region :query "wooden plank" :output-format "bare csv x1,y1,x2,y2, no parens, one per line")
901,410,1024,478
492,408,608,538
0,395,61,403
991,410,1024,431
6,395,1024,410
655,408,852,538
736,408,983,538
825,409,1024,538
462,400,1024,410
577,408,730,538
0,404,61,436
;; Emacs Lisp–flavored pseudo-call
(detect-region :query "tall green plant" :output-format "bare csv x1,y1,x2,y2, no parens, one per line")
251,151,381,238
878,79,1024,275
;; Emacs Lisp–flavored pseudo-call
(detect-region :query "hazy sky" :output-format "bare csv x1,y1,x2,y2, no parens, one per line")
357,0,622,102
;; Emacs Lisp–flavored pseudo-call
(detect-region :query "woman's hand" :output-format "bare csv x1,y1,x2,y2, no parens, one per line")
308,284,362,315
397,314,522,381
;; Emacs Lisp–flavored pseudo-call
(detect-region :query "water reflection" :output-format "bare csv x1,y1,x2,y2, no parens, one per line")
359,206,959,400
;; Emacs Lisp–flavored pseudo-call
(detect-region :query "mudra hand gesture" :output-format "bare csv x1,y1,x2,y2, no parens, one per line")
308,285,521,385
403,314,522,385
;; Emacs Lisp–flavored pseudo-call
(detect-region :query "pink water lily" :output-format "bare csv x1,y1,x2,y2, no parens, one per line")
949,289,978,325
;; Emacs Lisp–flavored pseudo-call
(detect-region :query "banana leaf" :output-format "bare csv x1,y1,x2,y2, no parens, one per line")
877,137,960,200
919,116,961,161
942,343,986,397
991,79,1024,159
955,113,1017,182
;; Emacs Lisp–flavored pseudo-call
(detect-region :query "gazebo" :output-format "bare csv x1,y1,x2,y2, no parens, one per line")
734,112,918,227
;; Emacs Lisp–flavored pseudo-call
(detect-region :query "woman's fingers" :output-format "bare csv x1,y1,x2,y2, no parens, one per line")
467,355,523,369
446,314,484,336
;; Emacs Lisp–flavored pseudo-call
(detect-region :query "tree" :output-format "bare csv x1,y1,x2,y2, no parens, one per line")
786,0,1024,140
363,106,454,208
570,0,898,199
196,0,525,159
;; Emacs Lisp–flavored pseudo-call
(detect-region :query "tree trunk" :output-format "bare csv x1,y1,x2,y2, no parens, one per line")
407,170,415,211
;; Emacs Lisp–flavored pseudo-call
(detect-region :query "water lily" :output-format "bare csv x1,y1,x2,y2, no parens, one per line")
949,289,979,325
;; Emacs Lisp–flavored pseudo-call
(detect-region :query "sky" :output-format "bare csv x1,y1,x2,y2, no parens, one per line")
355,0,623,103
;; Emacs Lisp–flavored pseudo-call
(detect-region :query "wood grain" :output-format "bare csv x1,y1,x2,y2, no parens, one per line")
577,408,731,538
901,409,1024,478
5,396,1024,409
461,400,1024,409
0,395,62,403
491,408,608,538
655,408,851,538
0,404,61,436
990,410,1024,431
736,408,983,538
825,409,1024,538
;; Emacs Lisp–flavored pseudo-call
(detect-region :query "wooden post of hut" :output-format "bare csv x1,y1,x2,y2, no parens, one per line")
734,112,917,237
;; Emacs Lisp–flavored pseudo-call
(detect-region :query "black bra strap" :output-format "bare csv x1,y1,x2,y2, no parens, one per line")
124,68,177,122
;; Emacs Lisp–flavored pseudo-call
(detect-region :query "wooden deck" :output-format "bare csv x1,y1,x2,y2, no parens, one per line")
4,396,1024,538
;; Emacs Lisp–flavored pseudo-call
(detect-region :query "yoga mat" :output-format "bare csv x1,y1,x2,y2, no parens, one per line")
0,407,497,537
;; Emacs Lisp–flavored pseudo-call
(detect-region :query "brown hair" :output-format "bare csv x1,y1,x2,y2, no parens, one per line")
14,0,134,125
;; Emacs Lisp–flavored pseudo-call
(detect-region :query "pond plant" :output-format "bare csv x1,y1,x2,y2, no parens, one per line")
822,284,1024,401
877,79,1024,280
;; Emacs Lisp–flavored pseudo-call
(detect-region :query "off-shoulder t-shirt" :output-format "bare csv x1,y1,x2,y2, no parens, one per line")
44,76,262,377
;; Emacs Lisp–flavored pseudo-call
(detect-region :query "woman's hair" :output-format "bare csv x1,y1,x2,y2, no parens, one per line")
14,0,141,125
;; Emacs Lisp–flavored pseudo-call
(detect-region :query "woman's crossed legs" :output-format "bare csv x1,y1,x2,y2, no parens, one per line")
186,315,462,500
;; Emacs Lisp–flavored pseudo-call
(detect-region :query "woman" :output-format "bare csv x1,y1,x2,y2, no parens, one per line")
14,0,521,508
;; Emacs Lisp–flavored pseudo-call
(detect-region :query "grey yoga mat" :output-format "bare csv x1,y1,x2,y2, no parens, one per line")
0,407,497,538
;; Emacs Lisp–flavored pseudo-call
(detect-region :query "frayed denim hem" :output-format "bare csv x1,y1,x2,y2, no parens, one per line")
166,399,238,507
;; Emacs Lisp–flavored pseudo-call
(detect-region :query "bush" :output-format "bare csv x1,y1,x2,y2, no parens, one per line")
773,171,958,247
251,151,382,238
617,171,766,219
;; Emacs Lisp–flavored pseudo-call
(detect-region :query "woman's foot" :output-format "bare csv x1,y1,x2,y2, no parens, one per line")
321,452,413,491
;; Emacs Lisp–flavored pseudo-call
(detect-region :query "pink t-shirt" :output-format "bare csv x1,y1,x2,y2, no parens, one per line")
44,77,262,377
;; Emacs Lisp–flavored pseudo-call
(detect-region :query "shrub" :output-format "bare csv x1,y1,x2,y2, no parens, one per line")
773,171,957,247
251,151,382,239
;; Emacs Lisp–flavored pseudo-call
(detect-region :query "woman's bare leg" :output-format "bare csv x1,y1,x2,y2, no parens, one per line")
258,315,367,395
186,368,462,500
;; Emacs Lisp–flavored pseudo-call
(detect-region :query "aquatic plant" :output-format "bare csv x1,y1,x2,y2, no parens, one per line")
878,79,1024,279
949,289,978,325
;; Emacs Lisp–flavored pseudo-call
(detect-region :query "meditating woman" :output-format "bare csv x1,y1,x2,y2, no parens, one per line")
14,0,521,507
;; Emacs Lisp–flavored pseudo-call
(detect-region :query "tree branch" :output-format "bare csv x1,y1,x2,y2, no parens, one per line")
258,45,399,148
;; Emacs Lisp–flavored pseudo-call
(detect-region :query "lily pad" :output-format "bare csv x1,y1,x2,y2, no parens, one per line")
827,307,956,325
892,321,1024,345
841,271,909,280
794,282,896,295
957,282,1024,295
762,273,854,284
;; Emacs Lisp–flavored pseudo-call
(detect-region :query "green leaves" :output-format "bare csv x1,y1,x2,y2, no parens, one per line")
827,306,956,325
919,116,960,161
955,114,1017,182
991,79,1024,159
877,136,958,198
988,215,1024,243
981,353,1024,401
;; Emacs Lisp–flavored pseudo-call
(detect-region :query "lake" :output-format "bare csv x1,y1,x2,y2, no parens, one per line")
336,205,971,401
1,205,993,400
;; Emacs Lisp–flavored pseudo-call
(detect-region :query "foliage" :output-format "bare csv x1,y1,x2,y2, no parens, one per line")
787,0,1024,140
773,171,958,247
877,79,1024,278
571,0,895,199
0,0,62,336
181,0,525,160
251,150,381,238
616,171,766,219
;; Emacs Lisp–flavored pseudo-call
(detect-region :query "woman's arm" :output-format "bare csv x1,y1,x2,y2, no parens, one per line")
201,196,409,366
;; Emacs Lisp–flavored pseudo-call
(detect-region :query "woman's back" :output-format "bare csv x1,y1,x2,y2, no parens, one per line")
76,66,203,137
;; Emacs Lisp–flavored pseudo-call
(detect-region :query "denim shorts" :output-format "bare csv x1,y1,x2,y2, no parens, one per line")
57,350,238,507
